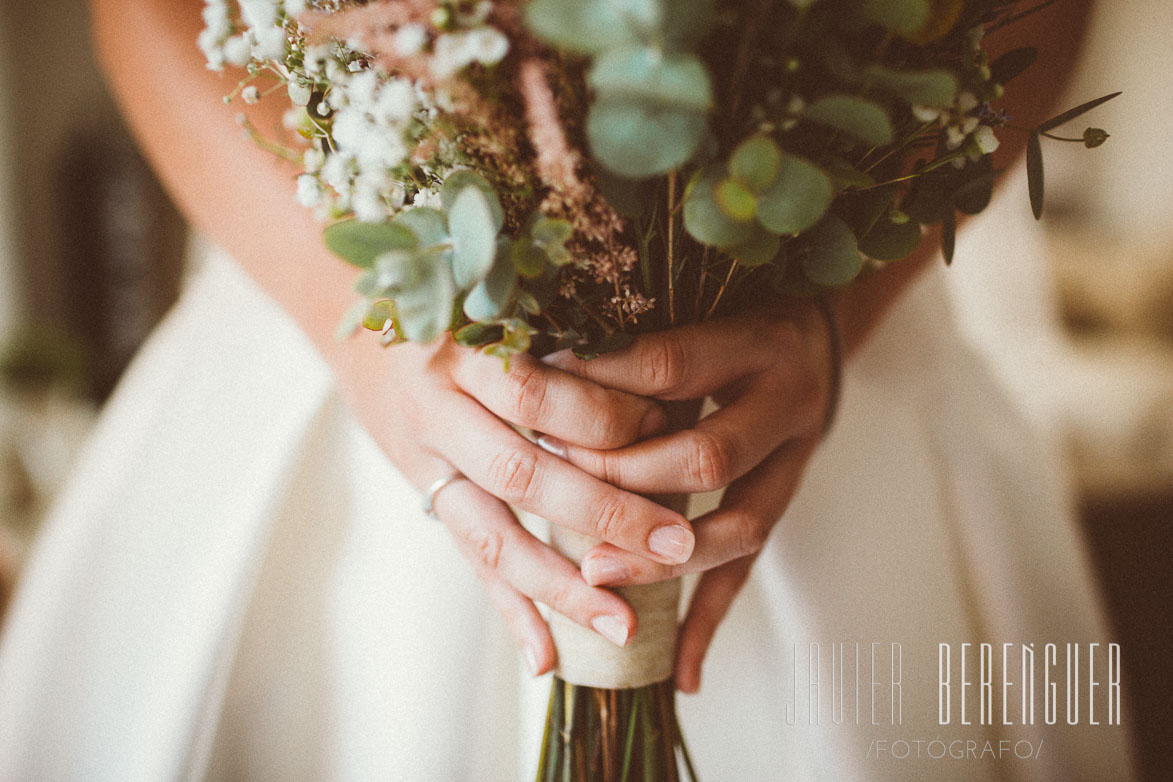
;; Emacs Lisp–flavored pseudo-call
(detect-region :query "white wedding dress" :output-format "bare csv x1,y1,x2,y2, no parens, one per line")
0,172,1136,781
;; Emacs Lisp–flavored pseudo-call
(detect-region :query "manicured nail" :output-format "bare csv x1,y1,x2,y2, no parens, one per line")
540,349,574,369
536,435,567,460
523,645,540,676
638,406,667,438
582,556,631,586
591,615,630,647
648,524,694,563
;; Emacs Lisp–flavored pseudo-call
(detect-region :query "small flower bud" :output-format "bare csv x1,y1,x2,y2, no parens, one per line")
1083,128,1110,148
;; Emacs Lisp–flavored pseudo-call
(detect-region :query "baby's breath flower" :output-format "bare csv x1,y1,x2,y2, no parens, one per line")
241,85,261,105
296,174,324,207
394,24,428,57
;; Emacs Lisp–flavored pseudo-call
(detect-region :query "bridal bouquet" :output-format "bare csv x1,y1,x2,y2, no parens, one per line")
201,1,1114,778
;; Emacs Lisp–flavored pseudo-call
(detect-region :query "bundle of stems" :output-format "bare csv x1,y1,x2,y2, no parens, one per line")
535,678,698,782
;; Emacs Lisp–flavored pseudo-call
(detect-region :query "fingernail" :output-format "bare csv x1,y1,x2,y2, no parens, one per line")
536,435,567,460
540,349,574,369
582,556,630,586
648,524,694,563
523,644,540,676
638,406,667,438
591,615,630,647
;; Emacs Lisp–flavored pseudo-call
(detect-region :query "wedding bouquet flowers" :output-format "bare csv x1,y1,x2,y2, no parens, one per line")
201,1,1114,778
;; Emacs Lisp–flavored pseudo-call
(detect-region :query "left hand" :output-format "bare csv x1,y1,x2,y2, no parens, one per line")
539,300,835,693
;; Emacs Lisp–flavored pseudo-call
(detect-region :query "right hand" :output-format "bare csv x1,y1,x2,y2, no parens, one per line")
336,334,695,676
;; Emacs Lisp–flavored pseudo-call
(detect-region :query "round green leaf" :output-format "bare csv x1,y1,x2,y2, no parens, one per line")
441,171,504,230
756,156,834,236
804,95,894,146
393,207,449,249
589,48,713,113
523,0,640,55
729,135,782,192
725,225,781,267
374,247,456,342
865,66,959,108
683,168,755,247
715,177,758,222
447,185,500,289
512,238,548,279
588,98,708,178
324,220,417,269
800,216,863,286
464,238,516,321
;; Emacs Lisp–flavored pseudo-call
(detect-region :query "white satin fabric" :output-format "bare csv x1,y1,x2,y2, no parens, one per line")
0,179,1135,781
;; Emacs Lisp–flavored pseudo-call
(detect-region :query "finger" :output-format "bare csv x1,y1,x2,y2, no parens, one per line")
675,556,756,694
450,351,666,450
540,373,816,495
542,312,785,399
434,467,640,648
578,438,815,586
427,390,695,564
482,577,556,676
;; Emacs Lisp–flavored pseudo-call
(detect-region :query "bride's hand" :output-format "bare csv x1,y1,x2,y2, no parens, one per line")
349,335,696,676
537,301,836,692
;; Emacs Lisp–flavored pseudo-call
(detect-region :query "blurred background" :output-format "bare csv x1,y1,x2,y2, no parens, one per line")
0,1,1169,779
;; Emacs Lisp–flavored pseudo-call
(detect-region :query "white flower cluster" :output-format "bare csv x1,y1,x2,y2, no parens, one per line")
201,0,509,224
912,91,1000,167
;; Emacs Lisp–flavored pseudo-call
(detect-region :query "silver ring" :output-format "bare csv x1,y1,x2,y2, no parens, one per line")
422,473,465,520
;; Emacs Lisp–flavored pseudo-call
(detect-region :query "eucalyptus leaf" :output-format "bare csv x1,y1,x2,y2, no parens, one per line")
725,226,781,267
393,207,449,249
463,238,516,320
361,299,397,331
804,95,894,146
715,177,758,222
453,321,504,347
512,238,548,279
531,217,573,266
447,185,500,288
441,170,504,230
376,247,456,343
324,220,417,269
729,135,782,192
589,47,713,112
523,0,640,55
800,215,863,286
589,98,708,178
683,168,755,247
756,156,834,236
865,66,958,107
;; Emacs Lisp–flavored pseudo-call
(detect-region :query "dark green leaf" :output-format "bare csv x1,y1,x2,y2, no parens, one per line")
858,214,922,260
453,321,504,347
800,215,862,286
1038,92,1122,132
512,239,548,279
865,66,958,107
804,95,894,146
323,220,417,268
989,47,1037,85
1026,130,1044,220
941,210,956,265
953,163,995,215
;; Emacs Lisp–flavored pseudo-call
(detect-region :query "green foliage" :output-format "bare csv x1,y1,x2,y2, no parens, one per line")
863,0,930,36
865,66,959,107
323,221,416,269
448,184,500,288
756,156,835,236
800,216,863,286
804,95,894,146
